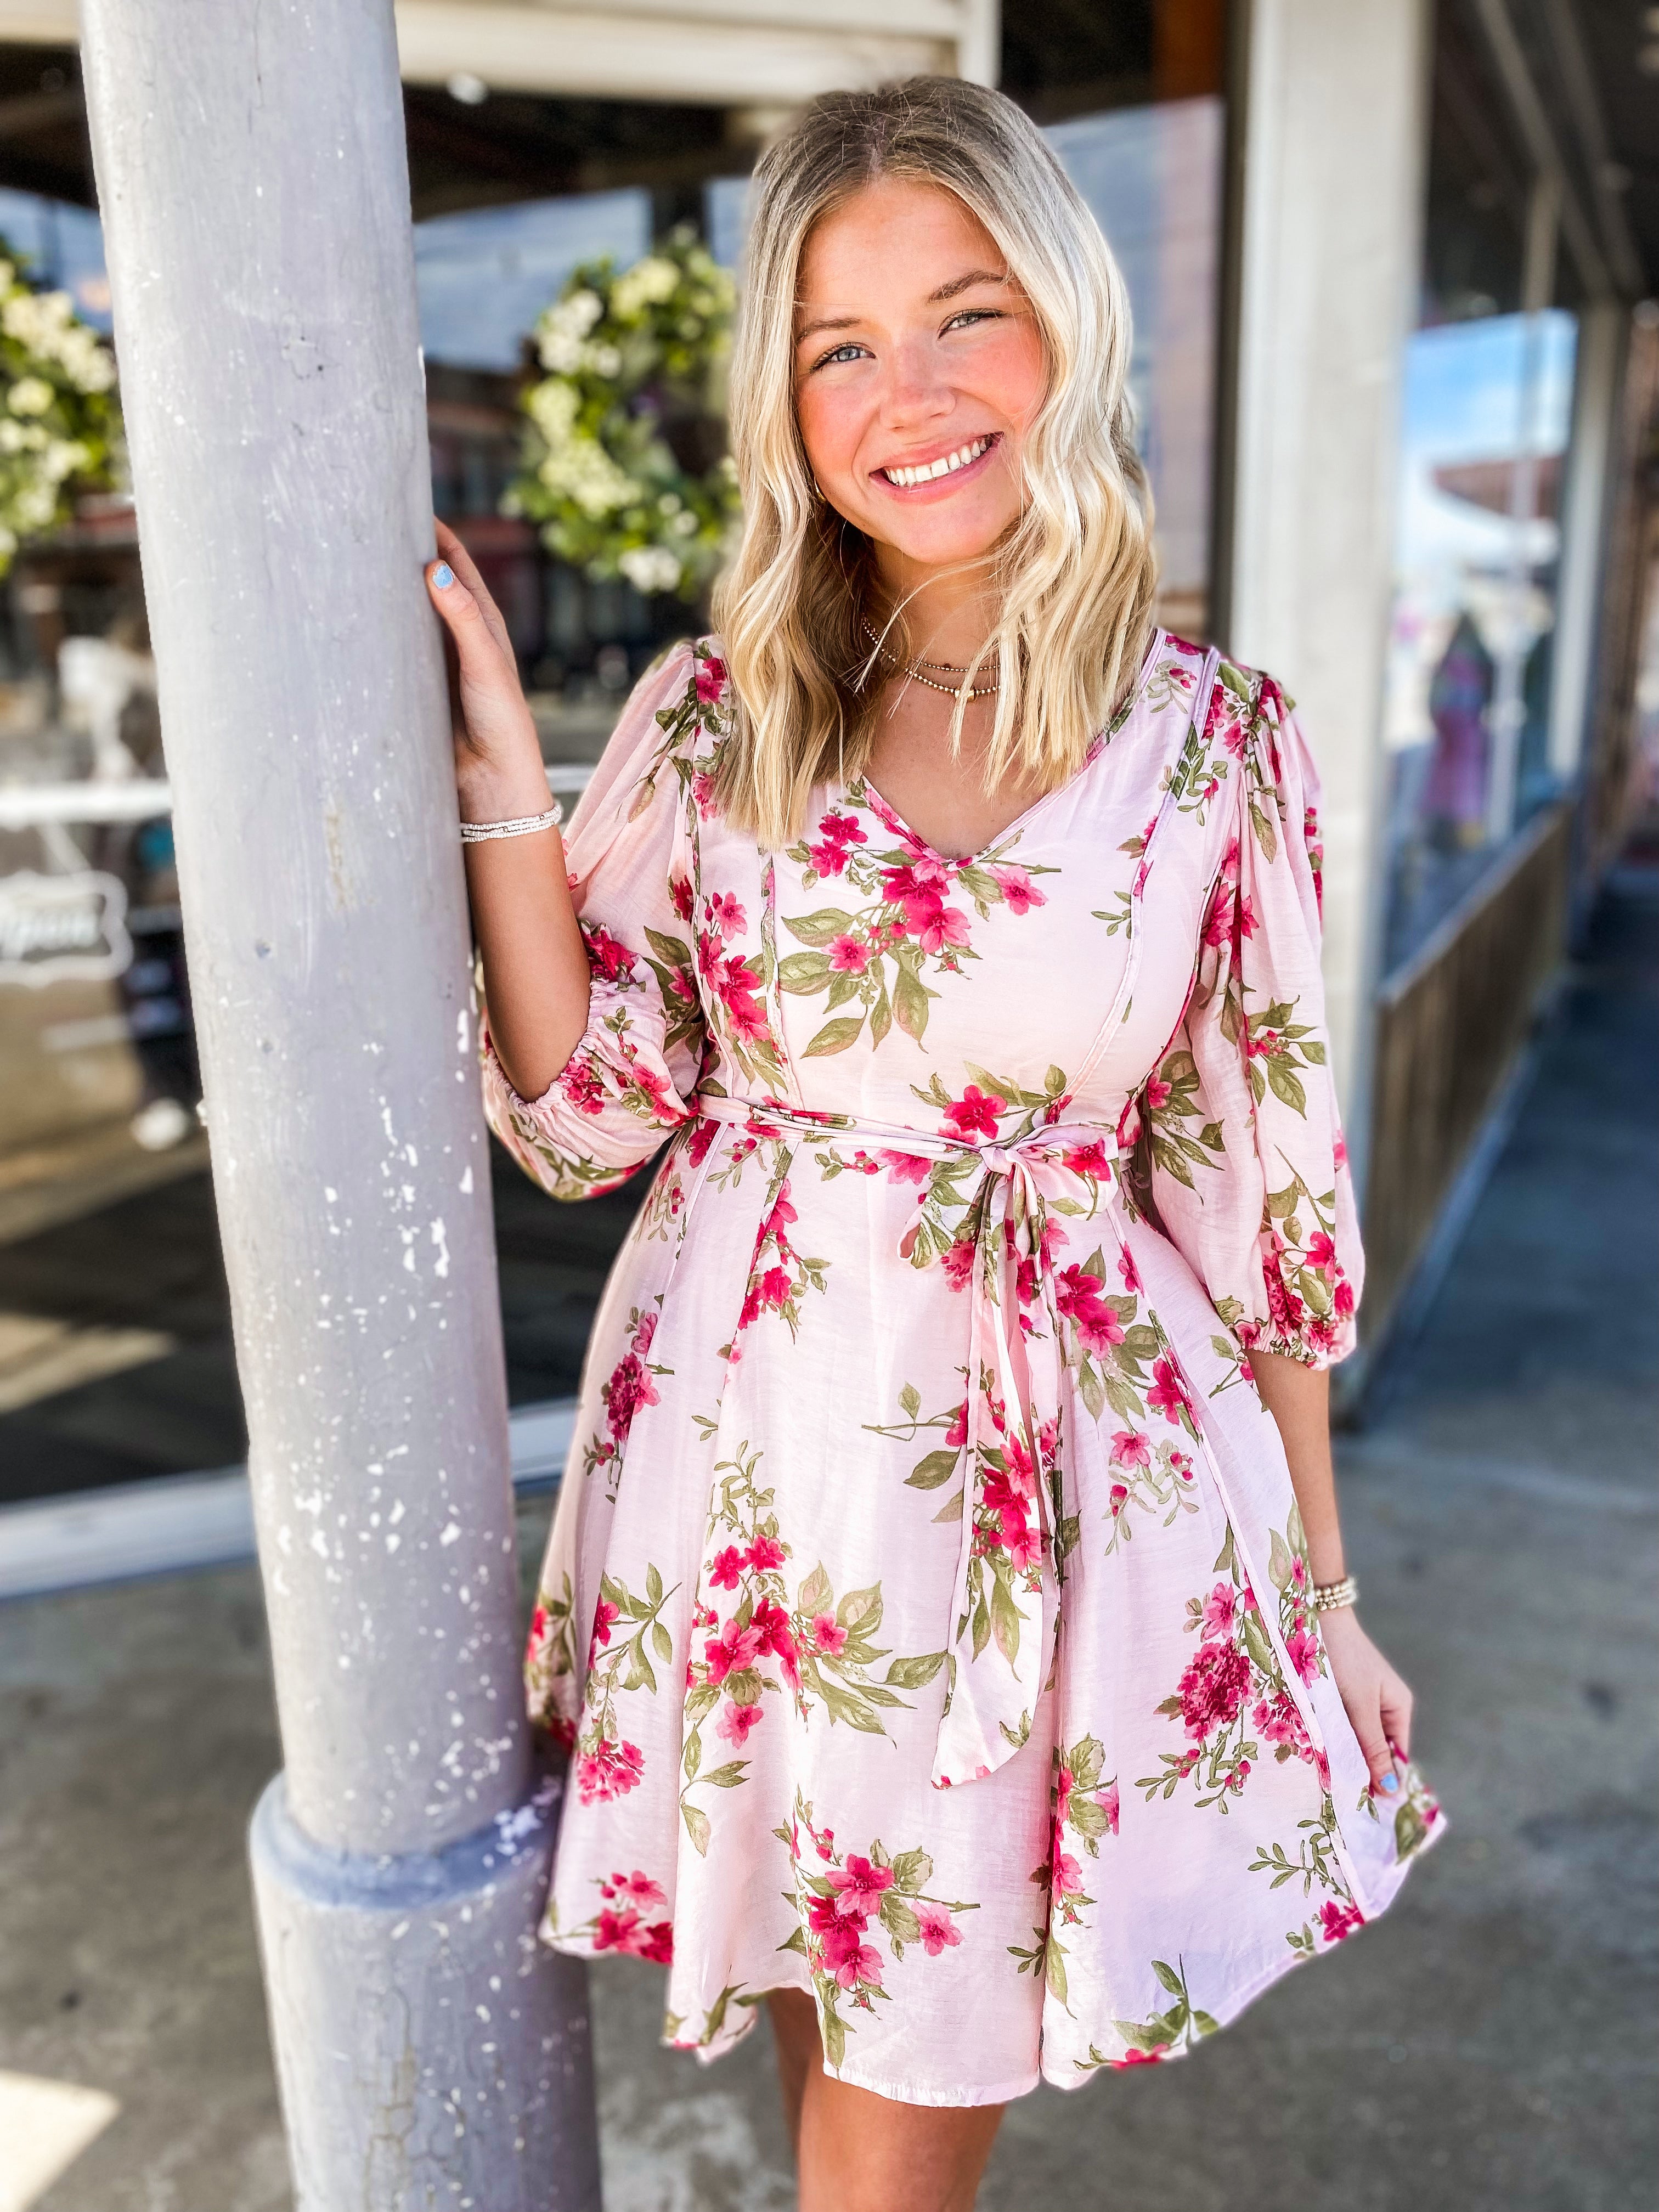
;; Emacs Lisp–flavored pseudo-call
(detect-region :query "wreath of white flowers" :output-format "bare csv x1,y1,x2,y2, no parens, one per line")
505,228,740,602
0,243,119,574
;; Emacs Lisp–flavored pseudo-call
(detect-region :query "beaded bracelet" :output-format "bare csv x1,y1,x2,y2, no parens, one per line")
1312,1573,1359,1615
459,800,563,844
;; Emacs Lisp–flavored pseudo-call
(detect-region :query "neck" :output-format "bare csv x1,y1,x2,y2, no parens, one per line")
871,548,1003,670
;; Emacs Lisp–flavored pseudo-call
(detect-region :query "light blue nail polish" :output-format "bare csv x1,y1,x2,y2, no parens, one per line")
1379,1772,1400,1793
432,562,454,589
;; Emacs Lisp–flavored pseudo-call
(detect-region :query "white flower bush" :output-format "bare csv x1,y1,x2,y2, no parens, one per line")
506,229,740,601
0,247,119,572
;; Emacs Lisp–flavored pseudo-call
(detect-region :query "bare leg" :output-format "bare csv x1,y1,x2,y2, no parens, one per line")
769,1988,819,2154
768,1988,1005,2211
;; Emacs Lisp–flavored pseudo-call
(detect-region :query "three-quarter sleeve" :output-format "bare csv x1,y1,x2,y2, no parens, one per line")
481,644,706,1200
1137,673,1363,1368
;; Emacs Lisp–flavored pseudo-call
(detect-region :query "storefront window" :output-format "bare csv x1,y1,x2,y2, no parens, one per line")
1377,0,1592,975
1381,307,1579,969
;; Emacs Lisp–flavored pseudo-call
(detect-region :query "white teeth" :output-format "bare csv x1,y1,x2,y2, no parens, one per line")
884,435,991,488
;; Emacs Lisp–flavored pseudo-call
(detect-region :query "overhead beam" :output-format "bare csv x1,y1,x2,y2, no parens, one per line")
1468,0,1610,300
1537,0,1646,300
0,0,998,98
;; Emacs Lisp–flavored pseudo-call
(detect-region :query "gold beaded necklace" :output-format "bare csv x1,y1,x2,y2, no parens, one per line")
860,619,1000,700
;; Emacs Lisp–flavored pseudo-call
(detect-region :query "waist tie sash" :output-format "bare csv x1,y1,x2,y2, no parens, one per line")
692,1093,1122,1790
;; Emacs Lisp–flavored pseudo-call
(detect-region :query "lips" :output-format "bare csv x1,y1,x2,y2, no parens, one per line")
876,432,997,489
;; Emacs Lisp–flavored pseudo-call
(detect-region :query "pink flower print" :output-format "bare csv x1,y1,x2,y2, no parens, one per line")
601,1869,668,1909
1147,1356,1193,1426
1170,1449,1195,1483
1117,1246,1142,1293
828,934,870,973
744,1533,786,1573
1108,1482,1130,1517
1252,1689,1313,1760
604,1350,659,1443
826,1853,894,1923
945,1400,969,1449
695,652,727,704
1285,1624,1322,1685
1177,1639,1251,1741
1143,1074,1173,1113
915,901,970,956
1308,1231,1337,1271
1056,1263,1125,1355
1116,2047,1165,2068
878,1148,930,1187
670,873,694,922
941,1234,978,1291
1007,1519,1043,1573
706,891,747,940
584,924,636,986
1237,894,1259,939
1061,1137,1114,1179
575,1736,644,1804
1318,1898,1363,1945
1202,882,1234,950
750,1597,801,1687
702,1616,763,1686
588,1597,619,1662
707,1545,744,1592
1098,1780,1120,1835
805,810,867,876
1052,1850,1086,1899
914,1900,962,1956
1200,1582,1237,1641
592,1905,641,1953
716,1699,764,1749
690,767,719,820
560,1060,606,1118
1110,1429,1152,1471
757,1266,793,1312
810,1612,847,1656
820,1921,884,1992
991,864,1046,915
715,955,772,1045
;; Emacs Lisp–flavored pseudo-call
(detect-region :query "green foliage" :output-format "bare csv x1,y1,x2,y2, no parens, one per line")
0,239,120,574
505,227,740,600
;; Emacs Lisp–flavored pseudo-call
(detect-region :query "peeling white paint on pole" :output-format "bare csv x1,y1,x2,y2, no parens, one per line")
77,3,600,2204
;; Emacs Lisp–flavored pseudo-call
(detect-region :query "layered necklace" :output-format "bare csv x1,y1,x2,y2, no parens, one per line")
860,618,1000,700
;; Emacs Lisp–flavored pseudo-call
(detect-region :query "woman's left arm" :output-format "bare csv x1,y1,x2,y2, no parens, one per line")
1251,1347,1412,1792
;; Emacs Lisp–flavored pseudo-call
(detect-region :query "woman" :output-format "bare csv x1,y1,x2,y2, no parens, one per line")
427,77,1439,2212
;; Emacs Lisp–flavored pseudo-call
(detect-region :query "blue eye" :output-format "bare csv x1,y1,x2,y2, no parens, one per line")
815,342,865,369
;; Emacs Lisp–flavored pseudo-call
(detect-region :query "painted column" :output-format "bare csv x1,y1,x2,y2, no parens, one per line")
1224,0,1432,1195
77,3,600,2204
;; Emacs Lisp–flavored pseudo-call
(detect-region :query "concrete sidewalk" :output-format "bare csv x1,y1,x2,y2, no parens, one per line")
2,868,1654,2212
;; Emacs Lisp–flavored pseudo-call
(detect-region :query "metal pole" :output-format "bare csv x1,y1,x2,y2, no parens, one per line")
77,6,601,2205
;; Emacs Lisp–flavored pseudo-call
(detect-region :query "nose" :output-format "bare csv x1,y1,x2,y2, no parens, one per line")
880,332,953,429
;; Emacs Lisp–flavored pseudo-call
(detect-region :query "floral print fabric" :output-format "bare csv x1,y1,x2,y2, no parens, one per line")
487,633,1440,2107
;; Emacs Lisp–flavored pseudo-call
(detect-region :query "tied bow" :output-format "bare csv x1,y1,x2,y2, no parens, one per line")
695,1096,1120,1790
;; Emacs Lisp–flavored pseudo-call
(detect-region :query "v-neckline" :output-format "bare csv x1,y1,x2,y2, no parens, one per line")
855,627,1165,871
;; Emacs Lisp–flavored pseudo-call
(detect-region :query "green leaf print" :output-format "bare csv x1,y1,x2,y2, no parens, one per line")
782,907,856,947
803,1014,865,1057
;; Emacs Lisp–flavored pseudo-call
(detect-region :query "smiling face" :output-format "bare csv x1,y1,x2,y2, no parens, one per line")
793,178,1048,606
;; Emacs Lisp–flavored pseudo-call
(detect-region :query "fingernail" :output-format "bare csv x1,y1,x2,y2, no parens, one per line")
1379,1773,1400,1794
432,562,454,589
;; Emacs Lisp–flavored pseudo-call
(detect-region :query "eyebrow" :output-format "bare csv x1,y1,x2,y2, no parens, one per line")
794,268,1011,346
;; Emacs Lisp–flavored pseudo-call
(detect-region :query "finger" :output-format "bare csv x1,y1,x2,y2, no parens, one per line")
430,523,516,663
426,558,507,684
1381,1678,1414,1765
1352,1694,1400,1795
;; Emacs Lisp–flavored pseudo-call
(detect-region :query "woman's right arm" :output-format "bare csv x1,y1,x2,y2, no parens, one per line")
425,521,590,1100
425,522,707,1204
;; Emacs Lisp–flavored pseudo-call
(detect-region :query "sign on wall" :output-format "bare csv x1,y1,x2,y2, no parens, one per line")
0,869,132,986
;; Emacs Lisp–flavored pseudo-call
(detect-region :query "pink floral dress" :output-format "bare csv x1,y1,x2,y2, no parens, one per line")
484,630,1441,2108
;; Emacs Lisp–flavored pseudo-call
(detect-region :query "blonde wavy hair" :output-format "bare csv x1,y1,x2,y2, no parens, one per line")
710,75,1159,849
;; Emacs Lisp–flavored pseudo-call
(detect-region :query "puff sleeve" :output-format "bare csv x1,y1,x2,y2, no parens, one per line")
1137,673,1363,1368
481,644,707,1200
